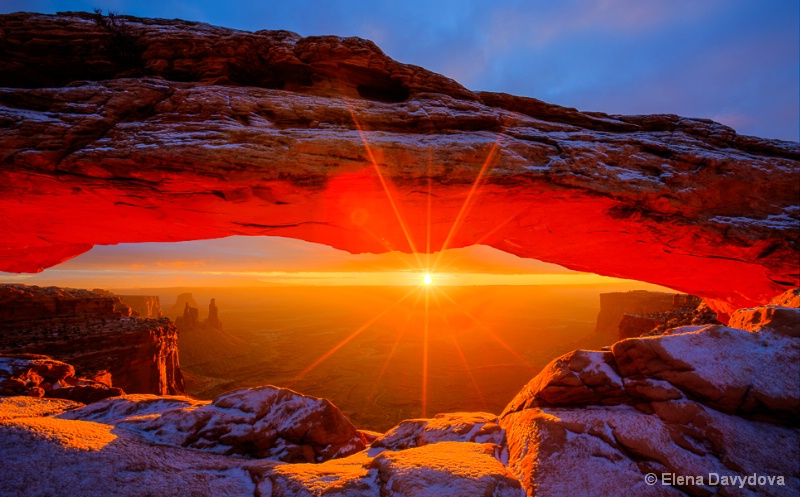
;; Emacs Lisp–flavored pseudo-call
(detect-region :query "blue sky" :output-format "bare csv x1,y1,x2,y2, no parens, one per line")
3,0,798,141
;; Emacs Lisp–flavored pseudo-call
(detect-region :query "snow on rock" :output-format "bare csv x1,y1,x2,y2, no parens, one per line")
259,440,524,497
263,450,376,496
367,442,524,497
502,350,628,416
612,325,799,419
729,306,800,337
64,385,366,463
2,416,118,451
371,412,504,451
0,407,257,497
502,404,799,497
498,309,799,496
58,393,204,424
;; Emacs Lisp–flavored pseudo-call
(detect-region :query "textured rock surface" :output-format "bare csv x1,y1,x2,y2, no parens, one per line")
501,302,800,496
0,12,798,316
0,354,123,403
0,284,185,395
117,295,163,318
0,397,258,497
371,412,505,451
63,385,366,463
729,288,800,337
616,294,719,340
503,404,797,497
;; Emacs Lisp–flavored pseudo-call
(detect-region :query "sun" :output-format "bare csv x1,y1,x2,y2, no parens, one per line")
422,273,433,286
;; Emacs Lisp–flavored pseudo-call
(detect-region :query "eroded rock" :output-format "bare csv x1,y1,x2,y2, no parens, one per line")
62,385,366,463
371,411,504,451
0,284,185,396
0,354,123,404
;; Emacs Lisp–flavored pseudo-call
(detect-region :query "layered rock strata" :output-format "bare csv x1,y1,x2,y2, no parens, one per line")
0,285,184,395
0,12,798,317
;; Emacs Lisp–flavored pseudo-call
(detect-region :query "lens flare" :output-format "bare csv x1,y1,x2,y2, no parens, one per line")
423,273,433,285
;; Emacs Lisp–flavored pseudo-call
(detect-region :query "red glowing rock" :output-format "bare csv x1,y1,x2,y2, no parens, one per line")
0,12,798,317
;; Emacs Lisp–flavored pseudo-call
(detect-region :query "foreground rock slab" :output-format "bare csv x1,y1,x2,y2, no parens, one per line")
62,385,366,463
501,300,800,496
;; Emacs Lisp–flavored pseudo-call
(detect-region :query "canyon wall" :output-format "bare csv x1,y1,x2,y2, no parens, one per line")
596,291,715,341
117,295,162,319
0,285,184,395
595,291,677,339
0,12,797,318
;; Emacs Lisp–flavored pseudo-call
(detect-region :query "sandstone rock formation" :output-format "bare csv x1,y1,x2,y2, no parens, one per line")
61,385,366,463
371,412,505,451
0,354,123,403
0,284,184,395
117,295,162,318
501,300,799,496
173,297,249,370
728,288,800,337
595,291,681,339
0,12,797,317
616,294,719,340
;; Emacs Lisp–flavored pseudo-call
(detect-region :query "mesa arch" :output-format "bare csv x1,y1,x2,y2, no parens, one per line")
0,12,798,320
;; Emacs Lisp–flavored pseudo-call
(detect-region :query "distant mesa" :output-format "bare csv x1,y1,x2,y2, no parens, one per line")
594,290,720,342
167,293,200,320
170,294,248,373
93,289,163,318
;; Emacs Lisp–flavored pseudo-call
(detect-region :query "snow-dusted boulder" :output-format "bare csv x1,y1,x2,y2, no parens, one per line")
63,385,365,463
499,310,800,496
371,412,504,451
503,404,798,497
612,325,799,418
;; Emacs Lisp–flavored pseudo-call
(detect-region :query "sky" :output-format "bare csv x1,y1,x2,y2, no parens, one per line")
1,0,797,288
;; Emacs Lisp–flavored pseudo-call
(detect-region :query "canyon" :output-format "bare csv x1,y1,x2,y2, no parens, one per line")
0,285,184,396
0,10,798,497
1,290,797,496
0,12,798,319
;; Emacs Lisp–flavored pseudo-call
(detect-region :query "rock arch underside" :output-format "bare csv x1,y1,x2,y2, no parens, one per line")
1,12,798,320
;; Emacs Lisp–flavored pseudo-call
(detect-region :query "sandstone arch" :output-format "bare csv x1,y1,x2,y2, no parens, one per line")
1,13,798,318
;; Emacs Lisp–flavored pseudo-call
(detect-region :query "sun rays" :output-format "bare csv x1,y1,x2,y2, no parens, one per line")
290,104,521,417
